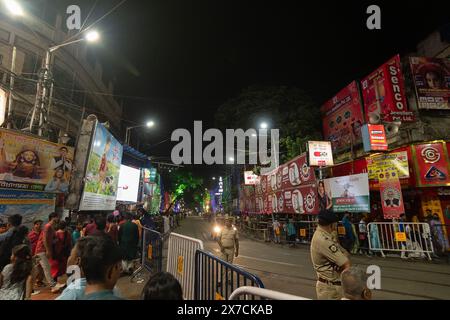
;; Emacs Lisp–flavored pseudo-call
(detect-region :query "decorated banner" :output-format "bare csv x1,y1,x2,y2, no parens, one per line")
0,189,55,228
321,81,365,151
265,154,315,193
409,57,450,110
366,151,409,180
0,128,74,193
324,173,370,213
253,154,318,214
379,168,405,219
79,123,123,211
361,55,414,123
258,186,319,215
412,142,450,187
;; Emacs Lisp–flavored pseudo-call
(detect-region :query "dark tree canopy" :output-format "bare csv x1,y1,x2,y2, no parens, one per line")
215,85,323,163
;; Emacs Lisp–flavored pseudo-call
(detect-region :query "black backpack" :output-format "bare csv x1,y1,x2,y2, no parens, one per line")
0,226,29,271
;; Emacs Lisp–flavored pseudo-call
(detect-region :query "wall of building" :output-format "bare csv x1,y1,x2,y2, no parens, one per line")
0,3,123,143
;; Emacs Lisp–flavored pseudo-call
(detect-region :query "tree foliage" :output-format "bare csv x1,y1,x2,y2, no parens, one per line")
163,169,206,210
215,85,322,163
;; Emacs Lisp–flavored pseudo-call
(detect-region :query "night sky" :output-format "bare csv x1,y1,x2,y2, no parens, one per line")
73,0,450,177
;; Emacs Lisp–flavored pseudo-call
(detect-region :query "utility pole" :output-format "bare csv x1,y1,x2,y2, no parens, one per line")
6,46,17,129
29,50,52,137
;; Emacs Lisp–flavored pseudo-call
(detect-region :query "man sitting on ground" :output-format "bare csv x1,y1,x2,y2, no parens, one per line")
341,266,372,300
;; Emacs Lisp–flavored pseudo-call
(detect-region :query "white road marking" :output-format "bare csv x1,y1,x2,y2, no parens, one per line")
238,255,301,267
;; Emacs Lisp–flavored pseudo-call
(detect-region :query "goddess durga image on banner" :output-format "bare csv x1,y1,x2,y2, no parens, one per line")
0,139,44,180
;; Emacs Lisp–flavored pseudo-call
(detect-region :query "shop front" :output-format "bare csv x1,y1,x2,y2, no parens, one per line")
330,140,450,246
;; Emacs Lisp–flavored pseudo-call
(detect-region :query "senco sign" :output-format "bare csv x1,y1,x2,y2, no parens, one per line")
361,55,414,123
308,141,334,167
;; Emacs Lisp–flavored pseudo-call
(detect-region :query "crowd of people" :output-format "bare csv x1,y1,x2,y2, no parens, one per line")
247,211,449,259
0,207,185,300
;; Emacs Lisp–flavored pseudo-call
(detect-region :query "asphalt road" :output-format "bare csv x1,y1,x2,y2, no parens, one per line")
174,216,450,300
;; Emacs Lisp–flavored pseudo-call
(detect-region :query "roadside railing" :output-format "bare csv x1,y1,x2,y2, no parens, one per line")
167,233,204,300
194,249,264,300
229,286,310,300
367,222,435,260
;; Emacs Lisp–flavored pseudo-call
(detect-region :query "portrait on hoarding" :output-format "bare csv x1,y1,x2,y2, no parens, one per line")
0,129,74,192
270,173,277,191
318,180,332,212
272,194,278,213
278,193,284,212
410,57,450,110
44,168,69,194
383,188,401,207
292,189,305,214
289,162,300,186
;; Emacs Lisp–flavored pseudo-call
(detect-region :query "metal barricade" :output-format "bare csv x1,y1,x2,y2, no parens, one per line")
367,222,434,260
229,287,310,300
194,249,264,300
131,227,163,283
296,221,319,244
240,223,269,241
167,233,204,300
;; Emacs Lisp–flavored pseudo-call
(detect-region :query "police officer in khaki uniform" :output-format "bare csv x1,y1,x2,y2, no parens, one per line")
311,211,351,300
218,217,239,264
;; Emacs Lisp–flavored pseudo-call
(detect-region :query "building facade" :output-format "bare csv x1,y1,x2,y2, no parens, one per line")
0,0,123,144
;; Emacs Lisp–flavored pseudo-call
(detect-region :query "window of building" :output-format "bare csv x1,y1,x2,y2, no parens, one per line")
0,28,10,42
72,81,85,106
22,50,40,75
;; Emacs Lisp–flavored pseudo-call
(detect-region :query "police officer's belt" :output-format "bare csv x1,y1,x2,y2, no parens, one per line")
318,278,341,286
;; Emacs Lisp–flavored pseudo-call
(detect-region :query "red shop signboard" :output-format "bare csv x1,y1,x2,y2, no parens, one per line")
412,142,450,187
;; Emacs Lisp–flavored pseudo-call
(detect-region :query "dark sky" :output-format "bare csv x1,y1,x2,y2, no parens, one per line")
77,0,449,177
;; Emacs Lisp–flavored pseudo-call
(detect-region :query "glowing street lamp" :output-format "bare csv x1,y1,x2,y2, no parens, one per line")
3,0,24,16
85,30,100,42
125,120,156,145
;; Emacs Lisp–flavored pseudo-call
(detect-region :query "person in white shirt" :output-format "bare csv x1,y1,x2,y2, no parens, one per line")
272,219,281,244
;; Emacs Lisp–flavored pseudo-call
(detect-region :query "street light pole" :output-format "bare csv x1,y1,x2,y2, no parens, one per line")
30,50,51,136
27,36,98,136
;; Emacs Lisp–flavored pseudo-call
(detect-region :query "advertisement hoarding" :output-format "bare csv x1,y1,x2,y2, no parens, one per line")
321,81,365,151
244,171,259,185
409,57,450,110
253,153,318,215
324,173,370,213
79,123,123,211
412,142,450,187
362,124,388,152
0,189,55,228
379,169,405,219
117,165,141,202
0,128,74,193
361,55,414,123
264,154,315,193
308,141,334,167
366,151,409,180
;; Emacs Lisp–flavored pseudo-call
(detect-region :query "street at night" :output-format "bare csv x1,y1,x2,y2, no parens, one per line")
175,217,450,300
